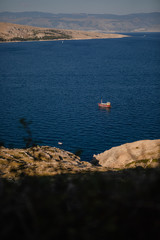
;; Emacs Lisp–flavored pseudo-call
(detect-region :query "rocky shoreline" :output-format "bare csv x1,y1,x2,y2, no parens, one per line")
0,139,160,180
93,139,160,169
0,145,106,180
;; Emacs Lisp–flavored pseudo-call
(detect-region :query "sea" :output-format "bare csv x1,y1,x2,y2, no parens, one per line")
0,32,160,161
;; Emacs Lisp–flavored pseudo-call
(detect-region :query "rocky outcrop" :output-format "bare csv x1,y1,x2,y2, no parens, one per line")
0,145,105,180
1,139,160,180
93,139,160,169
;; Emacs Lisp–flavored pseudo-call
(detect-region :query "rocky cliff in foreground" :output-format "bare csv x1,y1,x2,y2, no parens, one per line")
93,139,160,169
0,145,105,180
0,139,160,180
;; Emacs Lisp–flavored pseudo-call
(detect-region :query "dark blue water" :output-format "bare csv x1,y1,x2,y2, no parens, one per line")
0,33,160,161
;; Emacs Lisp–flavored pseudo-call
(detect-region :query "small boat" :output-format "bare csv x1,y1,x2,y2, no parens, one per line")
98,99,111,108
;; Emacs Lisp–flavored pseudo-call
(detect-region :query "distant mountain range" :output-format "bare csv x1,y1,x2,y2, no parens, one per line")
0,11,160,32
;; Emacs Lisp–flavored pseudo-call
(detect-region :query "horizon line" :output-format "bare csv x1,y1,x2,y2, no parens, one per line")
0,10,160,16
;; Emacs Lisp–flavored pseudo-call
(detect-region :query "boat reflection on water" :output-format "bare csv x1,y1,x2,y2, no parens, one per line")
98,106,111,113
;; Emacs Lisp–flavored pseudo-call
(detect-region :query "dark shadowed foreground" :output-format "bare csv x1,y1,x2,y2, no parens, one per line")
0,167,160,240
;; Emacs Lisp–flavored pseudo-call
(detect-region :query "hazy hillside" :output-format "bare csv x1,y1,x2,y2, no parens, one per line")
0,12,160,32
0,22,126,42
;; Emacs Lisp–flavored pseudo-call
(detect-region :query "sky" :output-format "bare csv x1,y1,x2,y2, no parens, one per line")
0,0,160,15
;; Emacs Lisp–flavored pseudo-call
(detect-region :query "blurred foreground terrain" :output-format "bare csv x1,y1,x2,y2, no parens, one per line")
0,143,160,240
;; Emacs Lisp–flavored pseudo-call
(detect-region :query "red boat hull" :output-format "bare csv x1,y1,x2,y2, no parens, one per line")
98,103,111,108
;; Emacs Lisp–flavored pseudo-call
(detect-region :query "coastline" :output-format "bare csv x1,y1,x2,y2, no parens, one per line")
0,139,159,180
0,22,129,43
0,34,129,44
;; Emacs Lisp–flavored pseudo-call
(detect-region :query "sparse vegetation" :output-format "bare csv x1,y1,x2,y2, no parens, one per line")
19,118,37,148
152,158,160,163
125,158,160,168
125,159,150,168
0,37,5,41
